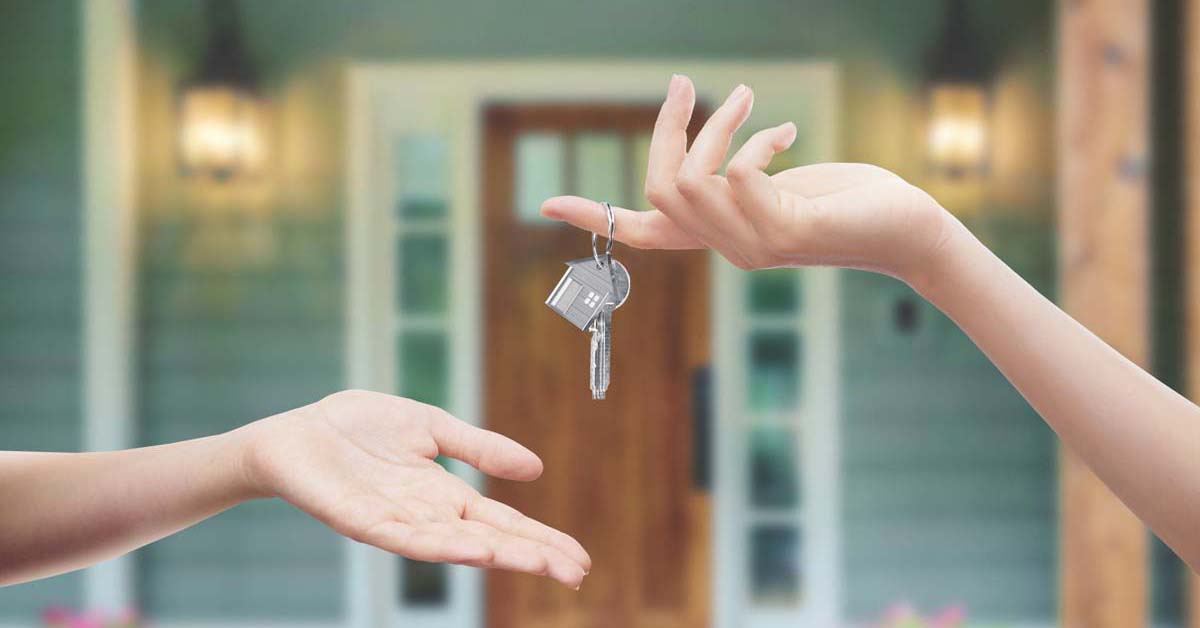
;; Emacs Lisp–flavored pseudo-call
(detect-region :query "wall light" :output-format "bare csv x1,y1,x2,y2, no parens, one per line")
179,0,266,180
925,0,991,179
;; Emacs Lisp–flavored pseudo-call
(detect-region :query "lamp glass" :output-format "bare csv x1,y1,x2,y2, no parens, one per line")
927,83,987,177
180,85,266,179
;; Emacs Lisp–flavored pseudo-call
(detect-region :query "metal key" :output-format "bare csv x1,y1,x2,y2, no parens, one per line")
588,259,629,399
589,304,612,399
543,201,630,399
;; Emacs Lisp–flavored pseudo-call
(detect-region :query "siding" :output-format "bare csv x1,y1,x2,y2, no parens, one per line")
135,218,344,620
0,0,84,619
840,216,1059,622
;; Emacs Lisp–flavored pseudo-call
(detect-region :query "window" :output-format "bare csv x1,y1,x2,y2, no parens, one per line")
390,133,462,619
715,264,840,627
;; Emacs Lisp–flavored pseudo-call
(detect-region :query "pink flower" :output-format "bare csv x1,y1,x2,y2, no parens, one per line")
40,606,73,625
67,611,105,628
931,604,967,627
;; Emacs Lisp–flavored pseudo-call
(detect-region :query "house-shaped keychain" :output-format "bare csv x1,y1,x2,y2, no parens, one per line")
545,257,619,331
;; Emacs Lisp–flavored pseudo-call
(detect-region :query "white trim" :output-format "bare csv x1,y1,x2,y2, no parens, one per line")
704,72,840,625
81,0,137,613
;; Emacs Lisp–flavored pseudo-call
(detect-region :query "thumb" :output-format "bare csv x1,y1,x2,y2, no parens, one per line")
426,407,544,481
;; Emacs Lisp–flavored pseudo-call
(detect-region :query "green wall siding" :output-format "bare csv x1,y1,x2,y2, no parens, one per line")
135,218,344,620
840,217,1058,620
0,0,84,618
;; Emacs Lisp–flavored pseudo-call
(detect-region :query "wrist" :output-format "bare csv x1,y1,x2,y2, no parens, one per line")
902,209,976,298
221,421,275,502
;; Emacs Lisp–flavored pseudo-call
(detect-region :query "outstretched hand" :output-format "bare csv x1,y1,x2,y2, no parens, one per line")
541,75,961,285
242,390,590,589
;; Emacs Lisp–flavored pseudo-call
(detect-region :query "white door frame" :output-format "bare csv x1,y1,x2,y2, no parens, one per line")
82,0,138,614
345,59,840,628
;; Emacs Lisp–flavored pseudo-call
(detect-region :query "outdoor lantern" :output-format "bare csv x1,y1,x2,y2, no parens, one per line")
925,0,991,178
179,0,266,180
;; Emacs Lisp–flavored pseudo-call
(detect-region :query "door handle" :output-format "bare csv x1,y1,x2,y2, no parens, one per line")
691,365,713,492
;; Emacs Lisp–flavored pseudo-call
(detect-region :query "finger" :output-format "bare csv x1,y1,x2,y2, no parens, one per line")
679,84,754,177
671,177,763,268
645,74,695,200
455,521,586,589
465,495,592,572
540,196,701,250
726,122,797,231
423,405,544,481
643,75,723,244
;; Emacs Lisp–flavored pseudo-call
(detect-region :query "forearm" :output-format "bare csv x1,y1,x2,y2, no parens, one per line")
0,427,263,586
910,218,1200,570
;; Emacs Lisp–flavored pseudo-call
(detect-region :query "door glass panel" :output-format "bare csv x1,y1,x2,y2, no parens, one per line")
396,135,448,220
575,133,624,206
515,132,564,223
397,234,448,315
747,331,801,412
750,525,802,606
400,559,448,607
631,133,652,211
397,331,448,407
748,269,800,314
749,425,800,508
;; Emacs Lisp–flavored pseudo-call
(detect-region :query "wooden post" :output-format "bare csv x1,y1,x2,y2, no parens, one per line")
1186,1,1200,625
1058,1,1150,626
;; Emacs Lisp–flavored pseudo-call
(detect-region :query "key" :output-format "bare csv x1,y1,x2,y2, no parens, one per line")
542,201,630,398
588,259,629,399
590,303,612,399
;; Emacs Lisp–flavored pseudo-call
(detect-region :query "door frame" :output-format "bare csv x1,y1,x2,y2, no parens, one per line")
345,60,840,628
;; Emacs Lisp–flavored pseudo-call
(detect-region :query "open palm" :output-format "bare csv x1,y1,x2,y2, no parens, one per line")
243,390,590,589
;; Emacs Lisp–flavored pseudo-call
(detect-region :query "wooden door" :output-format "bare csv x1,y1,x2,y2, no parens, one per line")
483,104,711,628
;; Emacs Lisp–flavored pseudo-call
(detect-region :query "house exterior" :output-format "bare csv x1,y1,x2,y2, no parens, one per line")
1,1,1185,627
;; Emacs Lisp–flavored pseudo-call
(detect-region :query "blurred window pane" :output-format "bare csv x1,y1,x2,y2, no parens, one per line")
750,525,802,606
575,133,624,206
398,331,448,407
397,234,447,315
631,133,653,211
515,133,564,223
748,331,801,412
747,269,800,314
396,135,448,219
749,425,800,508
400,559,447,607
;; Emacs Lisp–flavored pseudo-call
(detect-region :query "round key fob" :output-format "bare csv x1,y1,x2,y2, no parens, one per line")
609,259,631,309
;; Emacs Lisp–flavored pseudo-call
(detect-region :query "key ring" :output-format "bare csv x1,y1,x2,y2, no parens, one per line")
592,201,615,269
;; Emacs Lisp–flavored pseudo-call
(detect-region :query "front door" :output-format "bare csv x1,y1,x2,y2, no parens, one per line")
483,104,711,628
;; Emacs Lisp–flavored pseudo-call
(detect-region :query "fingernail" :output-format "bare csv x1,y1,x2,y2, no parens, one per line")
780,121,798,143
668,74,685,97
725,84,749,105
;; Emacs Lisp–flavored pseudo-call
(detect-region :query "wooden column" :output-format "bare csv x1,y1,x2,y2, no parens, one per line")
1186,1,1200,626
1058,1,1150,627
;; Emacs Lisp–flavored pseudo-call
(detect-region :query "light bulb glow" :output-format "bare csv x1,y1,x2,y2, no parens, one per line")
180,86,267,179
927,84,987,176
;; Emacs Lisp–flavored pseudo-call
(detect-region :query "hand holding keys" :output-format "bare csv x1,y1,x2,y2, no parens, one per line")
544,202,630,399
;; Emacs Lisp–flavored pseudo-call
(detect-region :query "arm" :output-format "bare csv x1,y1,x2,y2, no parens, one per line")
0,390,590,589
541,74,1200,572
914,221,1200,569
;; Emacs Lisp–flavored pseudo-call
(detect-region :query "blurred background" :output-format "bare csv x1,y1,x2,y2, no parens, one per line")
0,0,1194,626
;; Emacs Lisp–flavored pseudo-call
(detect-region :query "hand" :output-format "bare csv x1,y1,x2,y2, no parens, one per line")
239,390,590,589
540,75,962,284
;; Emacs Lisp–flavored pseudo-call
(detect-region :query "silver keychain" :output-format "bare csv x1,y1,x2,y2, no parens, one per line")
544,201,630,399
